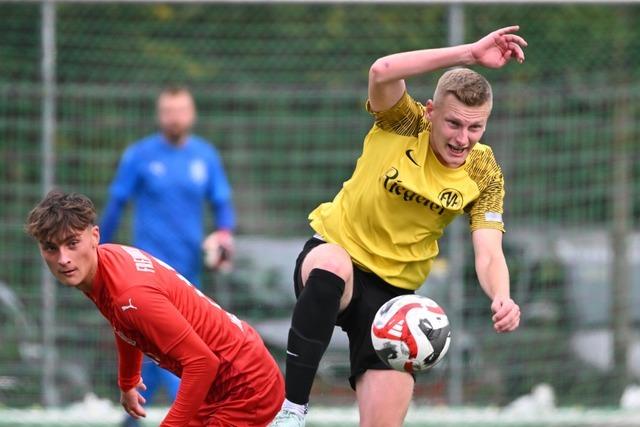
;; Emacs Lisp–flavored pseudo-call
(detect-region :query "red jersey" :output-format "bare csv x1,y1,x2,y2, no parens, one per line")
87,244,282,426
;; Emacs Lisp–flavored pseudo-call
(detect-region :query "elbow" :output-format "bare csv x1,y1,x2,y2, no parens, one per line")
369,60,390,85
183,351,220,382
202,353,220,381
205,351,219,370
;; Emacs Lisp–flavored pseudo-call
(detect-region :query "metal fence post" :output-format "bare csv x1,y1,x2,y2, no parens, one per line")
40,0,59,407
446,2,465,407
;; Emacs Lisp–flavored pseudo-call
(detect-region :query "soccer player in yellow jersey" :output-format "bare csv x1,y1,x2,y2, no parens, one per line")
270,26,527,427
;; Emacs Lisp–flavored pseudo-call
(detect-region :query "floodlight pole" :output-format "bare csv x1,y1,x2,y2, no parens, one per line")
446,2,465,407
41,0,59,407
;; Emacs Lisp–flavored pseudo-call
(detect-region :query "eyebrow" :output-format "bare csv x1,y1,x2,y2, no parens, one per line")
61,234,81,244
446,116,485,127
41,234,81,247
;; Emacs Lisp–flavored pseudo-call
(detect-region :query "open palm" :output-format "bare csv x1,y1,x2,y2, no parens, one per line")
471,25,528,69
120,380,147,419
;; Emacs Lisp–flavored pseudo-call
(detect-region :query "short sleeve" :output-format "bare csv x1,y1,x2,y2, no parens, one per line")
467,174,505,232
464,147,506,232
365,91,428,137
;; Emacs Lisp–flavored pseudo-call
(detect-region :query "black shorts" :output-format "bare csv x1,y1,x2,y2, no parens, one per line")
293,236,414,390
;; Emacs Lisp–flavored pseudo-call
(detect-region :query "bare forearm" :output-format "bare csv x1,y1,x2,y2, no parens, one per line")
370,24,527,83
368,44,475,111
370,44,474,84
475,254,510,300
368,26,526,112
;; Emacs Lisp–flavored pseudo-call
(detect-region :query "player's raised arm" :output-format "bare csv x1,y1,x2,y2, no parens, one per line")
368,25,527,112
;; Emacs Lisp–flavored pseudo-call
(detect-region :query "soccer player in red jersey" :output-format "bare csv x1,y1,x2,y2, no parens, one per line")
26,190,284,427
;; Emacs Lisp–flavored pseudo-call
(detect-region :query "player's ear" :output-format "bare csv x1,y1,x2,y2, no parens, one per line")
91,225,100,247
425,99,435,120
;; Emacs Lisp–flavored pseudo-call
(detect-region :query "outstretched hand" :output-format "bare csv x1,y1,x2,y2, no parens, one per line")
470,25,528,69
120,380,147,419
491,296,520,333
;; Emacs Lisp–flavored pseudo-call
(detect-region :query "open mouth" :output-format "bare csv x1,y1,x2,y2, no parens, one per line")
447,144,467,155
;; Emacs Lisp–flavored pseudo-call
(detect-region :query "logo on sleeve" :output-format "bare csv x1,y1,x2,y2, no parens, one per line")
121,298,138,312
485,212,503,223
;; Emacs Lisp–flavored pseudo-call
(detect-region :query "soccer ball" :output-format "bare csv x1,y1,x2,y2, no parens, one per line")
371,294,451,373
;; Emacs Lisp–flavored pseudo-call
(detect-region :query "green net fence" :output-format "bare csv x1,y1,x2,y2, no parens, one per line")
1,1,639,421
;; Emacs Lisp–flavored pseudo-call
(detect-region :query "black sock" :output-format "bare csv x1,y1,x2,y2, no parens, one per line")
285,268,345,405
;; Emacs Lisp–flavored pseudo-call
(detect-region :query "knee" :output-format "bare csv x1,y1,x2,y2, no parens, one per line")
312,260,351,283
306,245,352,283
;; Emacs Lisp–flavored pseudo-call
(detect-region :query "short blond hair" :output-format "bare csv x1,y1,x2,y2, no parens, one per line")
433,68,492,108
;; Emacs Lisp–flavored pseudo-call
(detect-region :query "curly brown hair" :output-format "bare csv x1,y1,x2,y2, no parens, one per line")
25,190,96,243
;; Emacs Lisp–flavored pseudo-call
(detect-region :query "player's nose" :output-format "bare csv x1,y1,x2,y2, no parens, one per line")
455,128,469,144
57,248,72,265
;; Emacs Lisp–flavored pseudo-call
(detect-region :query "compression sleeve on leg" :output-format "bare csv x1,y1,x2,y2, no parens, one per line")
285,268,345,405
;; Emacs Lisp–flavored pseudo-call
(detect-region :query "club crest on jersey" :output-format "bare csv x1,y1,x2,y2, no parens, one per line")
149,161,166,177
438,188,463,210
382,167,447,215
190,159,207,185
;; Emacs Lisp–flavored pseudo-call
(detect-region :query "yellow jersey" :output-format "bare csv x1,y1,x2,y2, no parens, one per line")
309,91,505,290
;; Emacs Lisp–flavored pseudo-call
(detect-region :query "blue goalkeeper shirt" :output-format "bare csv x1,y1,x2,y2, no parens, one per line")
100,133,235,286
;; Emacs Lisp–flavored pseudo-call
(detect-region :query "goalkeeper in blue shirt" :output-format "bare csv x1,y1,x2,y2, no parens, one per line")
100,86,236,426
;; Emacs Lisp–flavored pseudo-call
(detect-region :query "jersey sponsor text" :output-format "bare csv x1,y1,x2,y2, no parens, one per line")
383,167,446,215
